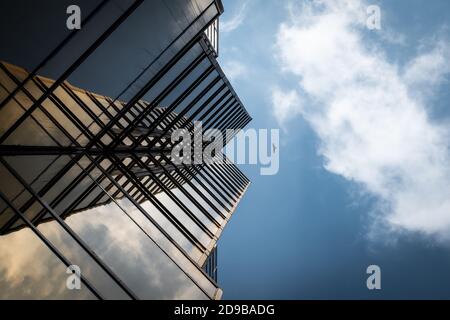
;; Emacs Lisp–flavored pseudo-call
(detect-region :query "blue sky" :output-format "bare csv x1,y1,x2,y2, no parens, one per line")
218,0,450,299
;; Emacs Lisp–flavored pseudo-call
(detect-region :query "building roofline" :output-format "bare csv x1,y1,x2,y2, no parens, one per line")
215,0,224,14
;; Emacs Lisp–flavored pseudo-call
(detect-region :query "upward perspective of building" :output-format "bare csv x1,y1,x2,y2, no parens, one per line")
0,0,251,299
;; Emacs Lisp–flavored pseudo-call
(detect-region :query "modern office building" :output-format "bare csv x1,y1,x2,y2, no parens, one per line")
0,0,251,299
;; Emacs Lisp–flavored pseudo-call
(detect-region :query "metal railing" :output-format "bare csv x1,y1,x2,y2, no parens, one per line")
205,18,219,57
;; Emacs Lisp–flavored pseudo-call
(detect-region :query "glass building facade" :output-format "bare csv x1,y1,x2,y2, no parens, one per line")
0,0,251,299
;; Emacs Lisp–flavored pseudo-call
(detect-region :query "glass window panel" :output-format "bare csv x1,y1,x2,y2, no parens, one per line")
62,193,209,299
36,218,131,300
0,215,96,299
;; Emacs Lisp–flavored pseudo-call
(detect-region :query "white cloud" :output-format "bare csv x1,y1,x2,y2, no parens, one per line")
273,0,450,240
221,2,249,33
223,60,248,81
271,87,302,127
403,42,450,94
379,29,407,45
